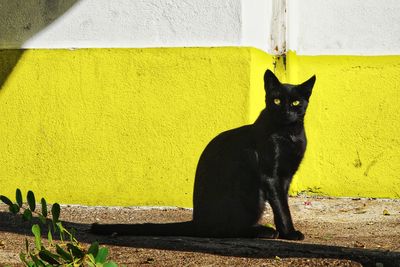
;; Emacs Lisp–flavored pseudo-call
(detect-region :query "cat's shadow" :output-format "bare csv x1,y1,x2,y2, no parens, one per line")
0,212,398,266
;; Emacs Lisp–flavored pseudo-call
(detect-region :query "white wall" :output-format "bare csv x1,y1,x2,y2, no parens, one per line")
241,0,272,53
287,0,400,55
1,0,400,55
0,0,272,52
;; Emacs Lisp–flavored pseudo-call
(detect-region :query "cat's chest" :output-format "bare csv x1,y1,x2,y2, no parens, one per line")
272,133,305,157
257,132,306,176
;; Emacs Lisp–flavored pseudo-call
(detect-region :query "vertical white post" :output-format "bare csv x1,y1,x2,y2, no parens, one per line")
270,0,287,55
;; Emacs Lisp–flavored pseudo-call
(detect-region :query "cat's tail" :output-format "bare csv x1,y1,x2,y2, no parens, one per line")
90,221,195,236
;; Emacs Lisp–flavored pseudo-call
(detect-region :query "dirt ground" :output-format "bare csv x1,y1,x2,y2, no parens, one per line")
1,197,399,266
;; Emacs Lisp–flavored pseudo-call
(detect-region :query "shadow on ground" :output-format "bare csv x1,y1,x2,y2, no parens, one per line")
0,212,399,266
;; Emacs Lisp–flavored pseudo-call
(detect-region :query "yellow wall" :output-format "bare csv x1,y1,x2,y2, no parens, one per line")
0,48,275,206
286,52,400,198
249,50,400,198
0,48,399,206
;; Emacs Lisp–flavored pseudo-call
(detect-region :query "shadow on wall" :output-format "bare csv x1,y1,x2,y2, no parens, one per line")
0,0,80,88
0,50,24,88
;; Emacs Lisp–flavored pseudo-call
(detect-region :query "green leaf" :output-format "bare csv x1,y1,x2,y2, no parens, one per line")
88,242,99,258
104,261,118,267
38,214,47,225
264,223,275,229
23,209,33,221
0,195,13,206
30,253,45,267
383,209,390,216
41,198,48,217
72,258,82,266
51,203,60,223
86,253,96,264
31,224,42,250
16,189,23,207
70,227,77,242
56,245,73,262
9,203,20,214
27,191,36,212
20,252,28,265
95,247,109,264
66,243,84,259
47,229,53,246
39,249,60,265
56,222,67,233
56,222,66,241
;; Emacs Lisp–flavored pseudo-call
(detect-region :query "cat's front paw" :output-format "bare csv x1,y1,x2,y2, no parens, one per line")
279,230,305,240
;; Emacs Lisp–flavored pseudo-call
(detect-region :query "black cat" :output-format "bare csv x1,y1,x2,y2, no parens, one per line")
91,69,316,240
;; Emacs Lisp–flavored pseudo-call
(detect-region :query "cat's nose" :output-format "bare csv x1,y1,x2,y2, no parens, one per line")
285,112,297,121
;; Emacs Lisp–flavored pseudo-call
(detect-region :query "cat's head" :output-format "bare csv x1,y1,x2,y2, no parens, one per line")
264,69,316,125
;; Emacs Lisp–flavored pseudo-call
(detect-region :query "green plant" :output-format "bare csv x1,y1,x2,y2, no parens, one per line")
0,189,118,267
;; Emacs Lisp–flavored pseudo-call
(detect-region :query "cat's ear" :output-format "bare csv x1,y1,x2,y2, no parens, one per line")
264,69,281,91
297,75,316,99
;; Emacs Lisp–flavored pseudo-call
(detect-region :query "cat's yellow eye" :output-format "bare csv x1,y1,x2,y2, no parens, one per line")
292,100,300,106
273,98,281,105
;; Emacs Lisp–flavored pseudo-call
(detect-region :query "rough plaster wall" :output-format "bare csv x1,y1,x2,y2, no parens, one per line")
2,0,400,54
0,0,80,47
0,0,399,205
287,0,400,55
0,0,271,51
250,51,400,198
0,48,264,206
240,0,272,53
286,53,400,198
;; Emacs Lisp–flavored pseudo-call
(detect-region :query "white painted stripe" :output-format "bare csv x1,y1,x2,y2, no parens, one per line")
0,0,272,52
240,0,272,53
1,0,399,55
287,0,400,55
